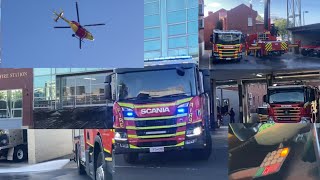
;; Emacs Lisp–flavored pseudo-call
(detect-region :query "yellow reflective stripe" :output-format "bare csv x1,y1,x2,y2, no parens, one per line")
128,131,185,139
129,141,185,149
87,142,93,147
126,122,187,130
118,98,192,109
112,139,115,144
117,102,134,108
191,119,202,124
176,97,193,104
105,157,112,161
104,148,111,154
124,113,187,121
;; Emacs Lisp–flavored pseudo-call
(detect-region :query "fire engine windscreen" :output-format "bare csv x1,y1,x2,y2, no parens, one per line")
269,88,305,104
215,33,242,45
117,68,196,100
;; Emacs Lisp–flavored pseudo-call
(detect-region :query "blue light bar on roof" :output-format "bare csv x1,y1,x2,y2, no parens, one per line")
144,56,197,66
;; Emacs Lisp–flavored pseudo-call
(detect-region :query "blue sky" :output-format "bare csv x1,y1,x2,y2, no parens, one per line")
1,0,143,68
204,0,319,25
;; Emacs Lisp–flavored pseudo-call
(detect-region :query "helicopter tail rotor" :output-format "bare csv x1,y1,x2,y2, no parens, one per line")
53,9,64,22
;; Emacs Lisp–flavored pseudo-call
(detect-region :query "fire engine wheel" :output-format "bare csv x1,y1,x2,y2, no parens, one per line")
124,153,139,164
301,49,308,56
76,145,86,175
191,132,212,161
96,152,107,180
13,145,27,162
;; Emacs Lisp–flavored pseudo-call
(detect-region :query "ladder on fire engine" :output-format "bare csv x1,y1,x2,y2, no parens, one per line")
258,32,269,41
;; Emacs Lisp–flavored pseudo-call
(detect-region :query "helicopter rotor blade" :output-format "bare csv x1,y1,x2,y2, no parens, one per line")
54,26,71,28
79,39,82,49
83,23,106,27
76,2,80,23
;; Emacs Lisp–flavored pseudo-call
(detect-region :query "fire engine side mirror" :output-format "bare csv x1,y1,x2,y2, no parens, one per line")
210,34,214,43
263,95,267,103
105,84,112,101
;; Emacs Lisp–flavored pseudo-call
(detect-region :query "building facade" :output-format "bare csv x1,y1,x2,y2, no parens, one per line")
0,69,33,127
204,4,264,50
144,0,203,61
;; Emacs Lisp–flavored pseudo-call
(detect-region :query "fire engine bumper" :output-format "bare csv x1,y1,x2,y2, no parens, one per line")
212,53,242,61
114,134,206,154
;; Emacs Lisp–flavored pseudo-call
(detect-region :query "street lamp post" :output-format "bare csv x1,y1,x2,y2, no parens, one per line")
303,11,309,25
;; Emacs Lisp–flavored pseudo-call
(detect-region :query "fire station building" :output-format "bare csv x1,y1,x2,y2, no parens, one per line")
204,4,265,50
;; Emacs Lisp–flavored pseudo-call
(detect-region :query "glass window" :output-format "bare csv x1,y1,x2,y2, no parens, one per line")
34,68,51,76
188,34,198,47
168,36,187,49
187,0,198,8
144,15,160,27
167,10,186,24
168,23,186,36
55,68,71,74
187,21,198,34
167,0,186,11
187,8,198,21
91,84,105,104
144,0,159,3
144,40,161,51
144,51,161,59
144,28,161,39
61,77,76,97
75,76,91,105
168,48,188,56
71,68,86,73
189,47,199,55
34,76,52,88
144,2,159,15
91,74,106,85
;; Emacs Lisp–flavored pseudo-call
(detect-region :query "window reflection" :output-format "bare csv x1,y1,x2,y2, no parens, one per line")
0,89,22,119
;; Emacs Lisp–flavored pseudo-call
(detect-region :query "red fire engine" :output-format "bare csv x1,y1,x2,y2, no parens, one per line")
74,129,114,180
245,0,288,57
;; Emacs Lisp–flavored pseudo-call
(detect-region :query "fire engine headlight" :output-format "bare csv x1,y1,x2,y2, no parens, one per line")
1,139,8,145
186,126,202,137
177,102,189,114
300,117,310,123
122,107,134,117
114,132,128,141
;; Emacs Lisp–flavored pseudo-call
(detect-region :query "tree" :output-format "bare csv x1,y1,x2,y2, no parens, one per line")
273,18,288,39
215,20,223,30
256,14,264,22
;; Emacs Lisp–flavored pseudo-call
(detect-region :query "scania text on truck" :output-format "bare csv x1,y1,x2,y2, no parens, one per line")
74,129,114,180
104,58,213,163
263,85,320,123
0,129,28,162
210,30,244,62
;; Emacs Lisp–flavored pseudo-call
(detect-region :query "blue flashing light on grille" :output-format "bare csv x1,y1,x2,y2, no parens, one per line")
177,108,185,113
177,107,188,114
125,112,134,117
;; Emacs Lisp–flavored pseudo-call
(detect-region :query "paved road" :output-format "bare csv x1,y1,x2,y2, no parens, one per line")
113,126,229,180
200,50,320,70
0,161,91,180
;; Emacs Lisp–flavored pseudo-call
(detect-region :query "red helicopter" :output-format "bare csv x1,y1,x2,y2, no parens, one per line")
52,2,105,49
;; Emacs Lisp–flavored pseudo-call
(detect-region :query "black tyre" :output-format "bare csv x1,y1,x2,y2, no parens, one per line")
123,153,139,164
301,49,308,56
191,132,212,161
13,145,27,162
76,144,86,175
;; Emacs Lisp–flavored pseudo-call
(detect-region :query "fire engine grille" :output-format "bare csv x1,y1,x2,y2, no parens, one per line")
136,127,177,136
135,118,177,127
217,48,238,57
274,107,301,121
137,140,177,147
